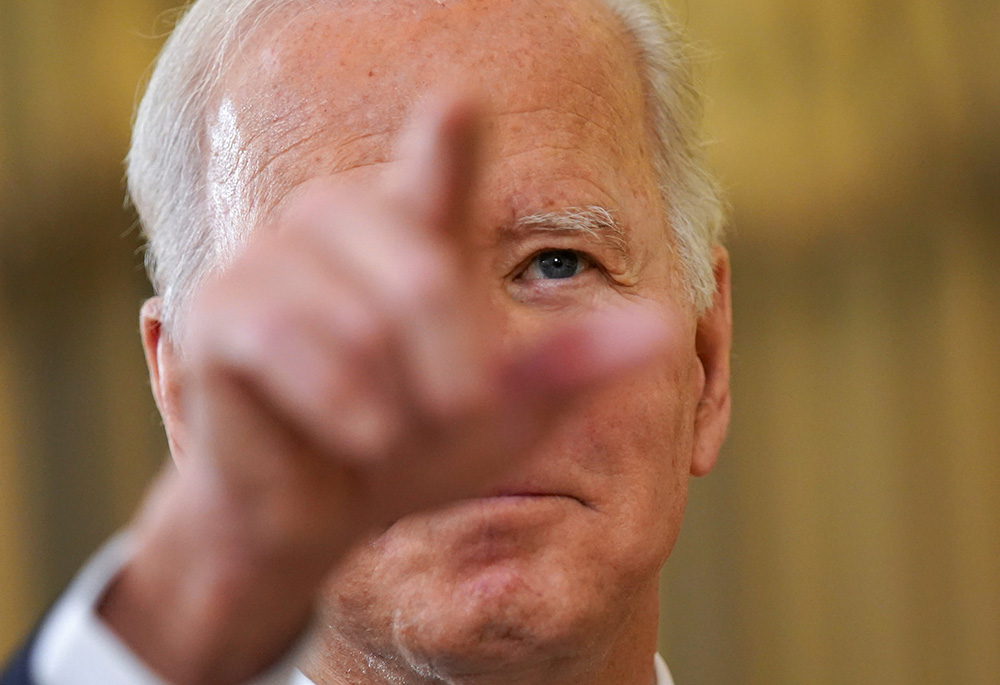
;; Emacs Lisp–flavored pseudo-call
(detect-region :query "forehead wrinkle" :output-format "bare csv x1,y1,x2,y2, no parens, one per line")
242,124,396,189
239,116,398,217
500,143,623,179
241,127,325,190
512,206,631,268
207,90,323,222
496,107,619,156
238,99,318,150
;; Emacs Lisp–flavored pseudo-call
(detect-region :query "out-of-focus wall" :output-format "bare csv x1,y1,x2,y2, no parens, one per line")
0,0,173,656
659,1,1000,683
0,1,997,683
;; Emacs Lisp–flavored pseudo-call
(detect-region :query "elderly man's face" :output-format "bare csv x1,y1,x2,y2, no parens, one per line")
208,0,726,679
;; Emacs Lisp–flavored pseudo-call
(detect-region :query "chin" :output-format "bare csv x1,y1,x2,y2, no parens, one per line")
320,498,658,680
376,562,608,682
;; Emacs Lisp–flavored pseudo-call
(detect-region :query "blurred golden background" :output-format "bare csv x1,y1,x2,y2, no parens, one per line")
1,1,997,683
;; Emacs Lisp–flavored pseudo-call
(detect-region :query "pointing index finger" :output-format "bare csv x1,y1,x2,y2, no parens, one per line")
389,92,483,247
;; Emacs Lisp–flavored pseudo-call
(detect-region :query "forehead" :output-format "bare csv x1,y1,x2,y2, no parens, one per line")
210,0,656,225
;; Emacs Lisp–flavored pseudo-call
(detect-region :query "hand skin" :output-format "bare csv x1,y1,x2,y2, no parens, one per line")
100,1,732,683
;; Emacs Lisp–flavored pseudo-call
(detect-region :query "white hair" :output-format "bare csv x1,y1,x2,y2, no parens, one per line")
127,0,724,334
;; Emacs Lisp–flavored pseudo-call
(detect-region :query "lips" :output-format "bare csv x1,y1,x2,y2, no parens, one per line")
479,487,586,508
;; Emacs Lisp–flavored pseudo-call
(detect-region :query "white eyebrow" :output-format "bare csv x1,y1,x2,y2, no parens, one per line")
512,206,630,265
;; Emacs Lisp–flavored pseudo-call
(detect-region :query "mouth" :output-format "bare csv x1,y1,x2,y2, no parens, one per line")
476,488,589,509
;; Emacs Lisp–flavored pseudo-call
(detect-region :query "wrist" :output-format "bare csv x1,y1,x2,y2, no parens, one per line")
97,468,336,684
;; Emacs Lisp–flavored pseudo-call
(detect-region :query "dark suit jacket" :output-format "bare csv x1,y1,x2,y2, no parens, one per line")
1,625,40,685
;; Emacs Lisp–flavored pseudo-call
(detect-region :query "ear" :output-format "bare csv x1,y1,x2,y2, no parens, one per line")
140,297,188,464
690,245,732,477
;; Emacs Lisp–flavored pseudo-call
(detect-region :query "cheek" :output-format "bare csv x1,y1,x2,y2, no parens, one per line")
572,344,701,550
585,383,691,493
583,331,700,471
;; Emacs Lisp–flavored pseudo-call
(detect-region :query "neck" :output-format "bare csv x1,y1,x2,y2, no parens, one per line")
301,581,662,685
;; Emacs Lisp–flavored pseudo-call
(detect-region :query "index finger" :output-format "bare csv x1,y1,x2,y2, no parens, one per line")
388,92,483,247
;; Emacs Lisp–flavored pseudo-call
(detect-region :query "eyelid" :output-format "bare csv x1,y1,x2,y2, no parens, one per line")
512,248,597,282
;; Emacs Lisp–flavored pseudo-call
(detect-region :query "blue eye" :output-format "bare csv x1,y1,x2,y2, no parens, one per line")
522,250,587,281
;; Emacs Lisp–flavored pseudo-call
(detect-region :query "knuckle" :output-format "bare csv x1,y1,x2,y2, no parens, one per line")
387,248,456,313
348,408,402,460
196,305,291,378
341,308,392,356
243,308,294,358
420,375,491,428
409,256,452,302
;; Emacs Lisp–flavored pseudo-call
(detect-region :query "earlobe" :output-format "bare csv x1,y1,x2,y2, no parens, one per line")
140,297,187,462
690,246,732,477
